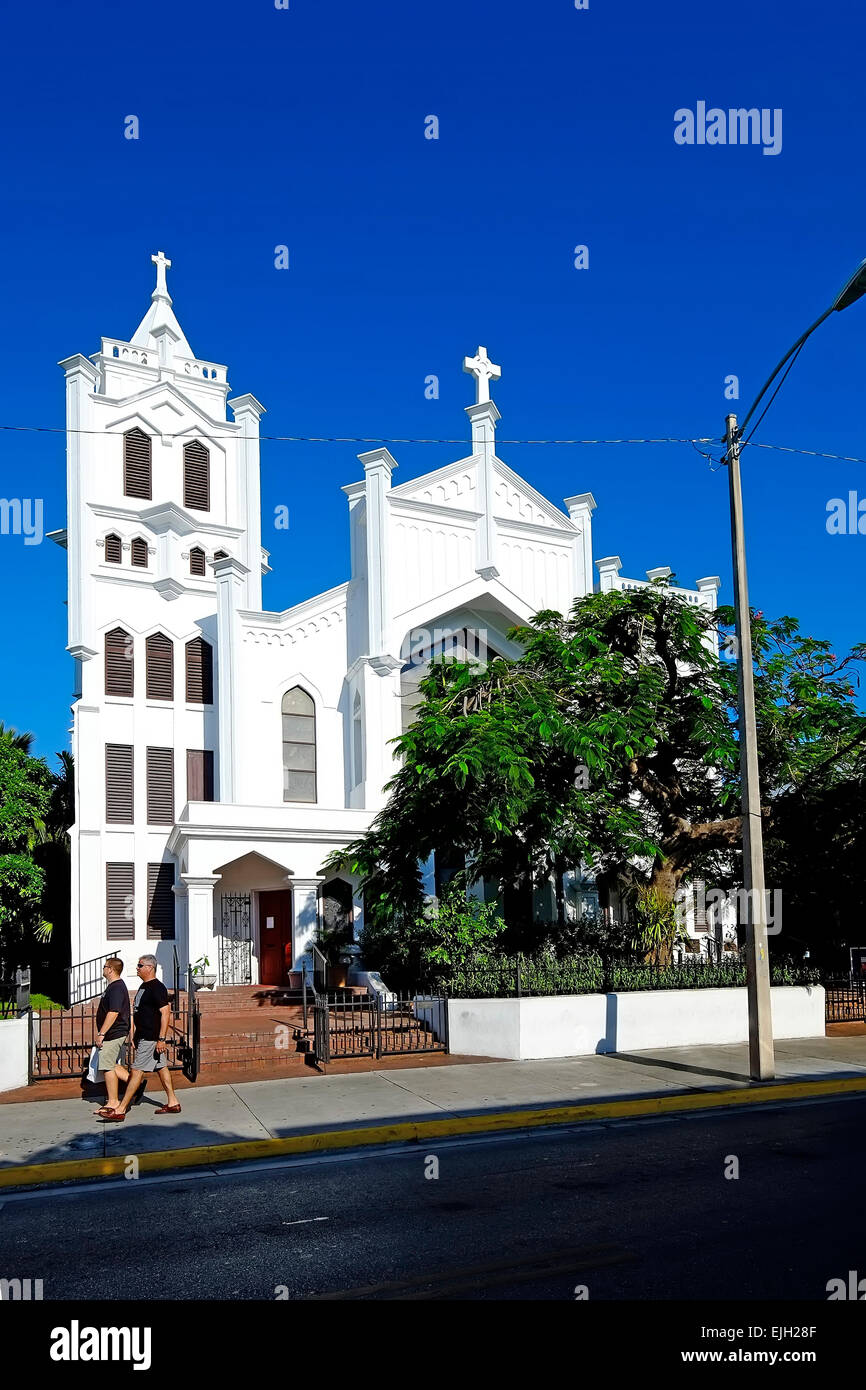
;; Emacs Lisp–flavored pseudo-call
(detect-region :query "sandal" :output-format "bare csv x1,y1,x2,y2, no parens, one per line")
95,1106,117,1117
99,1110,126,1121
155,1104,182,1114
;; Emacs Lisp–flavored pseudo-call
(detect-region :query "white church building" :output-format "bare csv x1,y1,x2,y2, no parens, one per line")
53,254,721,990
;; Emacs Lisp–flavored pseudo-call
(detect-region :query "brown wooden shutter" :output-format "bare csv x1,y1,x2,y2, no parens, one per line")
185,637,213,704
124,429,152,499
213,550,228,560
147,862,176,940
189,546,206,577
106,862,135,941
183,441,210,511
104,533,122,564
131,537,149,567
105,627,134,697
186,749,214,802
105,744,134,823
146,747,175,824
146,633,174,700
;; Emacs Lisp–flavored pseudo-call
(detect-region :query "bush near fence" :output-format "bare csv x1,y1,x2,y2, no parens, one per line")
440,953,822,999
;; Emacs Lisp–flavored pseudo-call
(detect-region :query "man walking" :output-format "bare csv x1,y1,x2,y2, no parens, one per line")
100,955,181,1120
93,957,131,1118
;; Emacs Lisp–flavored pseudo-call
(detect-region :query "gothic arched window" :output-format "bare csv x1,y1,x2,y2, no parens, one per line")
282,687,316,802
183,440,210,512
104,533,122,564
123,428,152,499
131,537,149,567
189,546,206,577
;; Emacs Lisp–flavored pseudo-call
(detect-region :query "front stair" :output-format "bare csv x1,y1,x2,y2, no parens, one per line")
192,983,363,1074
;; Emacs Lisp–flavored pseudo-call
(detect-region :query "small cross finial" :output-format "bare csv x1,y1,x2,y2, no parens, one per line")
151,251,172,300
463,345,501,404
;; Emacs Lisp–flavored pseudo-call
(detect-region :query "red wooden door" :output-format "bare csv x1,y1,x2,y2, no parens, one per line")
259,891,293,985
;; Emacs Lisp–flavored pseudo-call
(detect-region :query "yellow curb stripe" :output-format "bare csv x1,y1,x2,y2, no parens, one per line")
2,1074,866,1191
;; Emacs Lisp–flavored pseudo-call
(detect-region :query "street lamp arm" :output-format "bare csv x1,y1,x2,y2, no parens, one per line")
737,306,834,436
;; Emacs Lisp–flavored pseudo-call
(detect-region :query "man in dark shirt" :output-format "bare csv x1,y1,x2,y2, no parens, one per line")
93,957,131,1116
100,954,181,1119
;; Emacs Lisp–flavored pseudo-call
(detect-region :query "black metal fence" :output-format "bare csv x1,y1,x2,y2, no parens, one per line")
311,989,448,1063
30,968,200,1083
824,979,866,1023
0,969,30,1018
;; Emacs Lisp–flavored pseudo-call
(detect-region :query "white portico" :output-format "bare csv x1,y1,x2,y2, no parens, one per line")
57,255,721,990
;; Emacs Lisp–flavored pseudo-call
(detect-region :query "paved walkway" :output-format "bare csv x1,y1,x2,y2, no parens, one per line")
1,1034,865,1173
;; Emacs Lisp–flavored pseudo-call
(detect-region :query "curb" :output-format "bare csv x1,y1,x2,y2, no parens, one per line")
2,1073,865,1192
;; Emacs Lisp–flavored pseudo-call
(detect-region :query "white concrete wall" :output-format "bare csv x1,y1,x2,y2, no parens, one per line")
447,987,825,1060
0,1016,31,1093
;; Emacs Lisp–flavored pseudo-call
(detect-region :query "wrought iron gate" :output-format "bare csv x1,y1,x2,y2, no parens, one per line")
219,894,253,986
311,989,449,1063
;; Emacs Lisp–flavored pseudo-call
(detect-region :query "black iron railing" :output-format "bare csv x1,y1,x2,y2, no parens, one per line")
310,944,329,994
66,955,111,1008
310,988,448,1063
824,979,866,1023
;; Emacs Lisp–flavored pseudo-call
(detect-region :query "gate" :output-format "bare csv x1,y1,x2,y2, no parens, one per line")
29,958,200,1083
311,989,448,1062
219,894,253,986
825,979,866,1023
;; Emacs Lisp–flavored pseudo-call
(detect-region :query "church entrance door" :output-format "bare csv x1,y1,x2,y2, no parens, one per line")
259,890,293,985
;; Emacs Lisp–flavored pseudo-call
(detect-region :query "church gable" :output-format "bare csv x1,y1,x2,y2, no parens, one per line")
390,458,479,514
491,461,576,533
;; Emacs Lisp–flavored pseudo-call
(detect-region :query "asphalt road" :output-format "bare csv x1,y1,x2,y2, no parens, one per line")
1,1096,864,1301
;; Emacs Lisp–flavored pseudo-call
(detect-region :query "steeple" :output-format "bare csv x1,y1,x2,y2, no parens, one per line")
130,251,193,360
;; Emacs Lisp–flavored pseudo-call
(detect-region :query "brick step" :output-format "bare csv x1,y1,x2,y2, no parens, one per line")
200,1055,317,1074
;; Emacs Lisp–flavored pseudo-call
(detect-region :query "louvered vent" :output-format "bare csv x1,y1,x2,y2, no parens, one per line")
124,429,152,499
104,533,122,564
105,627,134,697
186,749,214,802
146,747,175,824
146,633,174,701
105,744,134,823
185,637,213,704
131,537,149,568
147,862,176,940
106,863,135,940
189,546,206,577
183,441,210,511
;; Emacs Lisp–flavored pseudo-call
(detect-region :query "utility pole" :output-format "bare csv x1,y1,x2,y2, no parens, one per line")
725,413,775,1081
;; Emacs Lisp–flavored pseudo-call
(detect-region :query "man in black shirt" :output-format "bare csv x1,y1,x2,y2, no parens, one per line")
93,957,131,1117
100,954,181,1119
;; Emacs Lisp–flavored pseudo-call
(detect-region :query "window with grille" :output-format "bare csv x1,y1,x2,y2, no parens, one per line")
131,537,149,568
282,686,316,802
147,862,175,940
106,862,135,940
146,632,174,701
183,440,210,511
105,627,134,697
189,546,206,577
146,747,175,824
185,636,213,704
186,749,214,802
104,533,122,564
105,744,134,823
123,428,152,499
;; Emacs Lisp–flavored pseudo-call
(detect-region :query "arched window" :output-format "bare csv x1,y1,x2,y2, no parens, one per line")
282,687,316,802
123,428,152,499
352,691,364,786
185,636,213,704
146,632,174,701
189,546,206,577
105,627,134,697
104,533,122,564
131,537,149,567
183,440,210,511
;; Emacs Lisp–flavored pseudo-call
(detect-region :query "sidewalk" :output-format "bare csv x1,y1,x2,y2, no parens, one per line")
2,1034,865,1188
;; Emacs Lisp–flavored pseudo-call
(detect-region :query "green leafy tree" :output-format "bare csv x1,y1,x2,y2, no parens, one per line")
329,587,866,962
0,737,54,971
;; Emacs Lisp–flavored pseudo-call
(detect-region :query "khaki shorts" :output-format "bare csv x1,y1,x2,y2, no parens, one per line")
97,1036,128,1071
132,1039,169,1072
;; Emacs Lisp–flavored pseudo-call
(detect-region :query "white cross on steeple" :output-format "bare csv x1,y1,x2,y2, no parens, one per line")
151,251,172,301
463,346,501,404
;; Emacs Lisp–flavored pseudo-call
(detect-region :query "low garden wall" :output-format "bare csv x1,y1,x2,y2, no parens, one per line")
0,1015,31,1092
443,986,825,1059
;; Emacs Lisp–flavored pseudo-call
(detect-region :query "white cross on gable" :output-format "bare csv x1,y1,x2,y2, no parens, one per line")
151,251,172,298
463,345,501,404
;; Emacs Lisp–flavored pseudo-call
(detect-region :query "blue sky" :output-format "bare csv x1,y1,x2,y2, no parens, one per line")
1,0,865,759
